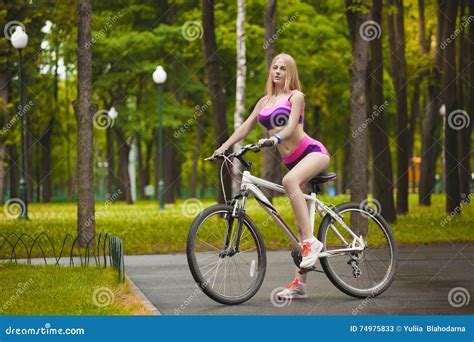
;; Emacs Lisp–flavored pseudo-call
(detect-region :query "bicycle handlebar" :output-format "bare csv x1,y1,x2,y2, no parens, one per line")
204,140,274,162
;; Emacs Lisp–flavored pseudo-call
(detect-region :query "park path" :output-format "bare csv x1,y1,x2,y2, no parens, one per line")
124,243,474,315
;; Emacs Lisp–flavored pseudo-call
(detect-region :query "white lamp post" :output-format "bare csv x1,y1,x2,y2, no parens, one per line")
108,106,118,120
152,66,167,210
11,25,28,219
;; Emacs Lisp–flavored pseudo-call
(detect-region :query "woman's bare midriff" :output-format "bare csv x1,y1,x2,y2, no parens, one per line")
268,125,307,157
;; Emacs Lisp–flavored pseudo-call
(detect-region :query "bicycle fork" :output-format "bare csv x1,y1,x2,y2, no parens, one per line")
219,192,248,258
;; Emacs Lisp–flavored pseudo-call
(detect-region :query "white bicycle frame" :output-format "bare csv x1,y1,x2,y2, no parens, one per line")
235,170,366,259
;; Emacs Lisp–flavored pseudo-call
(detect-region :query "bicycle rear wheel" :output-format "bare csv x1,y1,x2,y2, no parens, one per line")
317,202,398,298
186,204,266,305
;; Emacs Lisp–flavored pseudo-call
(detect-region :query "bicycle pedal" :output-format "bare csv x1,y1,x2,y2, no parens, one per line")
298,266,316,274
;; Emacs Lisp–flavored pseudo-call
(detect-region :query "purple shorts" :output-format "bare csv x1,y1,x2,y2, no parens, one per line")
282,135,330,170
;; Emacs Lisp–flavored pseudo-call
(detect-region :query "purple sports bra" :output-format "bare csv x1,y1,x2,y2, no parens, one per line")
257,91,304,130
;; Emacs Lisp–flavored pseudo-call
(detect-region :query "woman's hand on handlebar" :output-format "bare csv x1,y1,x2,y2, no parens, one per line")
211,145,229,159
257,137,277,148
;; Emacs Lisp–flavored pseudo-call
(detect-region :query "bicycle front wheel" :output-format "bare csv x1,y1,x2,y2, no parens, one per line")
317,202,398,298
186,204,266,305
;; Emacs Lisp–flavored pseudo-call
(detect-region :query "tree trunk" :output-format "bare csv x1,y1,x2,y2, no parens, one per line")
458,0,472,198
0,71,8,204
202,0,231,204
137,137,145,199
409,76,422,160
232,0,246,196
191,126,202,198
342,122,351,194
41,48,58,203
442,0,461,214
367,0,397,223
164,129,175,204
419,0,445,205
465,0,474,198
0,143,4,204
387,0,409,214
347,0,370,233
145,139,152,187
115,128,133,204
262,0,283,201
106,126,115,199
74,0,95,247
40,118,54,202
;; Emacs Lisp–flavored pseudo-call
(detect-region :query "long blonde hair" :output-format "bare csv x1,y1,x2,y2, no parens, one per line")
264,53,302,98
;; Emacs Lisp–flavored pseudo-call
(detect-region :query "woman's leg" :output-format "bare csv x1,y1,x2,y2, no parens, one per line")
282,153,330,240
282,153,330,283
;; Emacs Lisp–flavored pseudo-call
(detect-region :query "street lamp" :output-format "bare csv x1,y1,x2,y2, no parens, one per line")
108,106,118,120
11,25,29,220
152,65,167,210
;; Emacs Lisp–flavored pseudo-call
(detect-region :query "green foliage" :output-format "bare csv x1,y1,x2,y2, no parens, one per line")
1,195,471,258
0,263,148,315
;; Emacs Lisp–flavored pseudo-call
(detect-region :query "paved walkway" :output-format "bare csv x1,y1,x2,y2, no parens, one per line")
125,243,474,315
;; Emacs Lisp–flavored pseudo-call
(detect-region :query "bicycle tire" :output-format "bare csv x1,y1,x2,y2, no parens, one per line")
317,202,398,298
186,204,267,305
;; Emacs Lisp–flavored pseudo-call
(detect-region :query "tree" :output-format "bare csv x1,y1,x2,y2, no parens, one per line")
347,0,370,221
202,0,231,204
261,0,283,202
367,0,397,223
387,0,409,214
73,0,96,246
233,0,246,195
458,0,472,199
419,0,445,205
442,0,461,214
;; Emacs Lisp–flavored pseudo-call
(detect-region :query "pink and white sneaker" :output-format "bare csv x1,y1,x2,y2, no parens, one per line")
300,238,324,268
276,279,307,299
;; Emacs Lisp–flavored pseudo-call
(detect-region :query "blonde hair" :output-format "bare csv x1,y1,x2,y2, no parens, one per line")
264,53,301,98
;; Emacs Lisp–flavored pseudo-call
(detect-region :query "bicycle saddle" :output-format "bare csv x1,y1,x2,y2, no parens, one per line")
309,172,336,185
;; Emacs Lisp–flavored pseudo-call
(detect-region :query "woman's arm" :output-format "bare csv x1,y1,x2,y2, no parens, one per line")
218,96,266,150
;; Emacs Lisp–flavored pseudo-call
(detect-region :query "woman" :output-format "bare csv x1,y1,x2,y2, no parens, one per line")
212,53,330,300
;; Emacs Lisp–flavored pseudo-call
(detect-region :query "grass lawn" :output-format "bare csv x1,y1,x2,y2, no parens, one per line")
0,263,150,315
0,194,472,258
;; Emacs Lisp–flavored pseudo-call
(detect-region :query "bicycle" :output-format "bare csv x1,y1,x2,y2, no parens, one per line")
186,142,398,305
